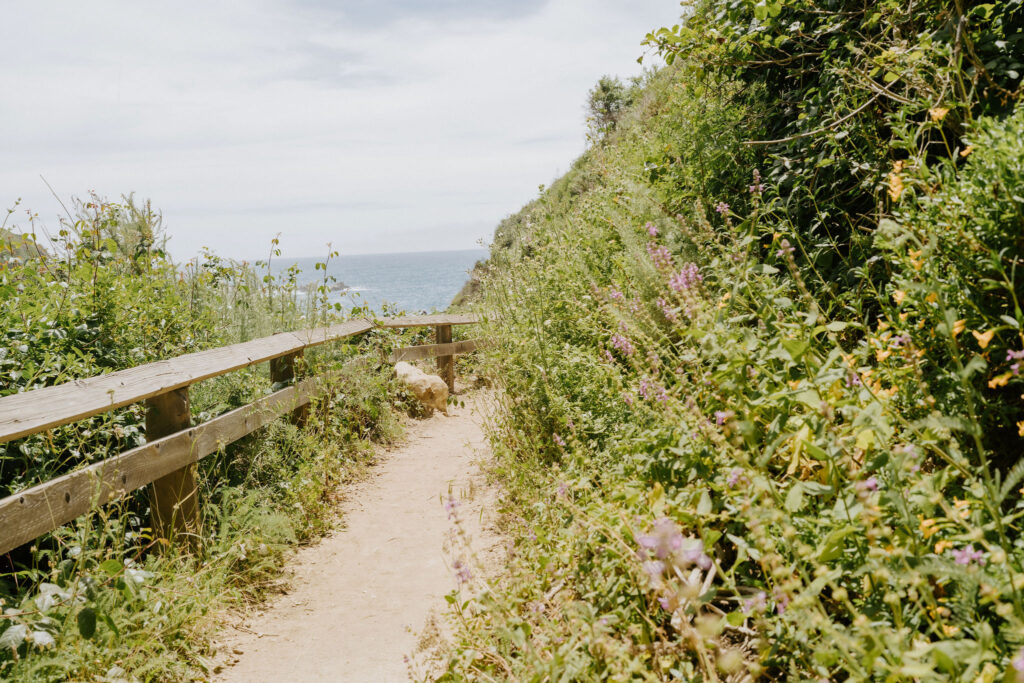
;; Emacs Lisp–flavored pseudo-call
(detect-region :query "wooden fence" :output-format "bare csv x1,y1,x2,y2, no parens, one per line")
0,314,480,556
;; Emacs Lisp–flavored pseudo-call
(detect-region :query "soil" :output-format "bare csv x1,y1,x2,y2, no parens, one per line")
214,390,499,682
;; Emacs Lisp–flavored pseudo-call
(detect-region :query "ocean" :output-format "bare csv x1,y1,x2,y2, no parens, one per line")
271,248,486,314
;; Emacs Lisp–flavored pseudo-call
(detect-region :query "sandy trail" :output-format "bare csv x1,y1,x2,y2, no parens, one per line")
216,392,494,682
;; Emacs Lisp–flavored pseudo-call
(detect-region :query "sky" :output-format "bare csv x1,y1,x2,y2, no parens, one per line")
0,1,682,260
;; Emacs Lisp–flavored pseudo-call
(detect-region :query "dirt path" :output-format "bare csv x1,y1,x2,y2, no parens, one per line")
215,392,495,682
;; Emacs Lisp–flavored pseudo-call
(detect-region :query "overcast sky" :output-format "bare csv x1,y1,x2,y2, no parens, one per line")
1,1,681,259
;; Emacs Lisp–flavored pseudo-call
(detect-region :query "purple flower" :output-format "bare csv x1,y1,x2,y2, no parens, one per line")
669,263,702,292
951,545,985,566
453,558,473,584
1014,363,1021,376
646,222,658,237
603,349,615,363
714,202,730,215
608,288,624,301
846,372,862,388
553,433,566,448
445,494,460,519
1012,649,1024,680
749,169,764,195
623,393,634,407
556,481,568,498
610,334,635,357
774,589,791,615
743,591,767,613
677,541,712,570
857,476,879,493
726,468,746,488
890,334,912,348
714,410,734,426
656,297,678,322
776,239,795,257
646,242,674,270
637,518,683,560
642,560,665,584
1007,349,1024,362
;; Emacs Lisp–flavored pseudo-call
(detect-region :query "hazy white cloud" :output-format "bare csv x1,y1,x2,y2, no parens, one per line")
0,0,681,259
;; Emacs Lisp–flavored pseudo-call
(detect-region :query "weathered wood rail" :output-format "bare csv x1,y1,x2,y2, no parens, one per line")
0,314,481,556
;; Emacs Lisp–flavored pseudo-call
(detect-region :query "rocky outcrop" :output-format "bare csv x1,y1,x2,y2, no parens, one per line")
394,362,448,415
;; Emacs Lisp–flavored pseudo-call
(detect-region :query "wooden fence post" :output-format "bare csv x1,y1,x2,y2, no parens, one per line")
146,387,200,547
271,350,308,426
435,324,455,393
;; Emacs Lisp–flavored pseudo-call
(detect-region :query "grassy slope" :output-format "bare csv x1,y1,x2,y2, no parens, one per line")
444,2,1024,680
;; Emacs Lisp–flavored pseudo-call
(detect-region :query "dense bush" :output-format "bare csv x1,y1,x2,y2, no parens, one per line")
444,1,1024,680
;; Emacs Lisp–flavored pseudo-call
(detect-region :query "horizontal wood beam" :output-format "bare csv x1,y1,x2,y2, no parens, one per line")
377,314,480,329
0,377,324,556
389,339,480,364
0,319,373,444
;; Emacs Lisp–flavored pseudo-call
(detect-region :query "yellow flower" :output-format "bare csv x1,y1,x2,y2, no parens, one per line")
919,517,939,539
875,348,892,362
892,290,906,305
934,539,953,554
953,499,970,519
941,624,960,637
989,373,1012,389
925,292,938,304
929,106,950,122
960,145,973,157
1017,420,1024,437
972,329,996,349
951,319,966,339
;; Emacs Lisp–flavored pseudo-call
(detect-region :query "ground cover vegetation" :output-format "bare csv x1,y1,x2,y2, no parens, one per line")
444,0,1024,680
0,197,431,680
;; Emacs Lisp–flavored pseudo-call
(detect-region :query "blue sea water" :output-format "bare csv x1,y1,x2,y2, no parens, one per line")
271,248,486,314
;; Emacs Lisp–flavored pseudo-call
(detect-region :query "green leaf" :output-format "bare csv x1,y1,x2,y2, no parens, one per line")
0,624,27,651
785,483,804,512
753,2,768,20
781,338,809,360
77,607,97,639
99,559,122,578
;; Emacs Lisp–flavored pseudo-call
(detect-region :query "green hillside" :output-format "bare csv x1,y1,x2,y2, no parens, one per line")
445,1,1024,680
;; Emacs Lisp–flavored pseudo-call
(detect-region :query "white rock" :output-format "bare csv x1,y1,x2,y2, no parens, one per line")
394,361,449,415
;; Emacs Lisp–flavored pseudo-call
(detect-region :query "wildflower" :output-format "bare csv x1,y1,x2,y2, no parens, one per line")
774,589,791,615
669,263,702,292
553,433,566,448
776,239,795,258
919,517,939,539
642,560,665,587
726,468,747,488
857,476,879,493
623,392,634,407
972,329,995,349
714,410,734,426
610,334,635,357
646,242,673,270
676,538,712,570
645,222,658,237
603,350,615,364
657,297,678,322
608,288,624,301
444,494,460,520
749,169,764,195
951,545,985,566
846,372,862,388
953,498,970,519
556,481,568,498
935,540,953,554
890,334,912,348
1012,648,1024,681
637,518,683,560
743,591,767,613
714,202,730,215
452,558,473,584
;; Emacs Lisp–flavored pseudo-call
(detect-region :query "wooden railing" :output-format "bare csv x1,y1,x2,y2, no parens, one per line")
0,314,480,556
